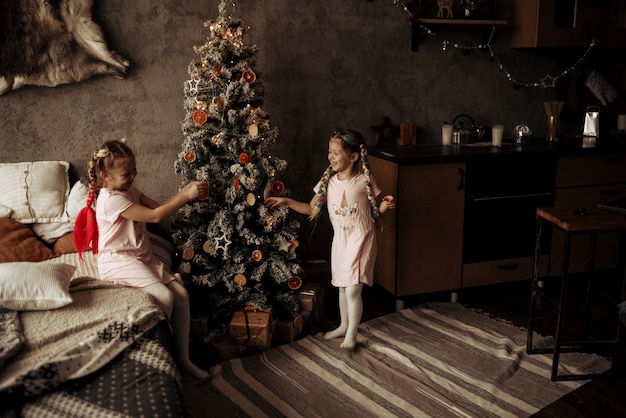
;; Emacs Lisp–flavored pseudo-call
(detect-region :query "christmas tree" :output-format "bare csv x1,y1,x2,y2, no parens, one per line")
172,1,302,337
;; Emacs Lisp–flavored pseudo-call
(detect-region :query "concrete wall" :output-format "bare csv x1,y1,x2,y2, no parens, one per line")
1,0,624,258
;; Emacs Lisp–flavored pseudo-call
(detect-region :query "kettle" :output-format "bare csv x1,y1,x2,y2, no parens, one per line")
452,114,476,144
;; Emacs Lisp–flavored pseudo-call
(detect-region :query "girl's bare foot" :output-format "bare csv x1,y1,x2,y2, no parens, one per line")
323,326,347,340
179,360,210,380
340,333,357,350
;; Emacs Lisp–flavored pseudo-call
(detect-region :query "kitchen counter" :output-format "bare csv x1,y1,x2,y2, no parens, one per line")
368,138,626,307
370,137,626,165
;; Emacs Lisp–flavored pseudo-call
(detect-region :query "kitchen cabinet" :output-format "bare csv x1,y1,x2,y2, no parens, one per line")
550,154,626,274
511,0,626,48
369,157,465,300
369,144,626,308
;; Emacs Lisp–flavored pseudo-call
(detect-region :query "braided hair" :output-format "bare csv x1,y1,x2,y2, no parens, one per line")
310,129,380,220
87,138,135,194
75,138,135,257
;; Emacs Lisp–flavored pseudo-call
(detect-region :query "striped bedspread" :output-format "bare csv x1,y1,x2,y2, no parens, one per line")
189,302,610,418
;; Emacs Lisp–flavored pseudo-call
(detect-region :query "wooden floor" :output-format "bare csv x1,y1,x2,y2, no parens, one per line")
316,275,626,417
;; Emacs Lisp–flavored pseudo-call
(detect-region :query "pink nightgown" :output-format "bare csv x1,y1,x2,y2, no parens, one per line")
96,186,175,288
316,173,381,287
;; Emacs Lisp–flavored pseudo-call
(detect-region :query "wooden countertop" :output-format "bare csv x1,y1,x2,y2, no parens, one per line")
370,137,626,165
537,207,626,232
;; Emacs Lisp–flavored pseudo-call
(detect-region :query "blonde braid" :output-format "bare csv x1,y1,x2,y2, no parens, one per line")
360,145,381,220
310,165,334,220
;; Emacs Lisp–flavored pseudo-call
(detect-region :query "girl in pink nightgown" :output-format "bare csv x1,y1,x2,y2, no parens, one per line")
81,139,209,380
265,129,395,350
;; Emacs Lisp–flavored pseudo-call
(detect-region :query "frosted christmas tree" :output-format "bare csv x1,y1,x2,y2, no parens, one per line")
172,1,302,336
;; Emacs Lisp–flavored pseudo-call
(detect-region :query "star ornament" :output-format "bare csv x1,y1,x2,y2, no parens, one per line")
187,79,200,95
539,74,557,89
215,232,232,255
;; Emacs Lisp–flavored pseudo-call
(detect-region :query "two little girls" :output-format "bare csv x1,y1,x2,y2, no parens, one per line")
82,128,393,386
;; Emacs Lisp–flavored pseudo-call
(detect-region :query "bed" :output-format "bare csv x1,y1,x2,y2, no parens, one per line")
0,161,185,417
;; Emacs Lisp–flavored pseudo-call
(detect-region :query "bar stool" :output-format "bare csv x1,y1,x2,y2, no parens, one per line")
527,207,626,381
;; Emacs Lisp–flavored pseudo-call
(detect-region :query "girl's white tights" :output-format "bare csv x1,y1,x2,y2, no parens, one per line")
324,284,363,350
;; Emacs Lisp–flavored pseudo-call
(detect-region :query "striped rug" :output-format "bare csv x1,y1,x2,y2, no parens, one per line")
186,302,610,417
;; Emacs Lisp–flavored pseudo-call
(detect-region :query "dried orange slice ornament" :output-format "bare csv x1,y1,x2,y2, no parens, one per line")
239,152,250,165
184,151,196,163
242,70,256,83
193,109,208,125
293,314,303,328
202,241,212,253
252,249,263,262
182,247,195,261
271,181,285,195
233,176,240,190
287,276,302,290
234,274,247,286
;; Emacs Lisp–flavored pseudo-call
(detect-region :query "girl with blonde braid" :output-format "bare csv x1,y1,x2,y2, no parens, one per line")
75,139,210,379
265,129,395,350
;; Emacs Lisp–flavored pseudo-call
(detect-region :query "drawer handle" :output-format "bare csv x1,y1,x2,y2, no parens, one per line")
497,263,519,270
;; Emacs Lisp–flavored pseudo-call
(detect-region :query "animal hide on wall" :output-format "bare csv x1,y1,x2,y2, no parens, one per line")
0,0,129,96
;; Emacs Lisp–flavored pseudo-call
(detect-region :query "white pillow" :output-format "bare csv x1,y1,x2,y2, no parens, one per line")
31,180,91,243
0,204,11,218
0,161,71,224
66,180,90,222
0,262,75,310
31,222,74,244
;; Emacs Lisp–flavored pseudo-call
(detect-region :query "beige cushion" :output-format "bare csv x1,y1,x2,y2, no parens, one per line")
0,261,75,310
0,161,70,224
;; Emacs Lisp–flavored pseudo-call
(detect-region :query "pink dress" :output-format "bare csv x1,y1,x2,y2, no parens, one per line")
96,186,174,288
317,173,381,287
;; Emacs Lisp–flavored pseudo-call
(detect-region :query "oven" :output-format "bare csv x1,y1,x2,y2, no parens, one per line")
463,154,556,264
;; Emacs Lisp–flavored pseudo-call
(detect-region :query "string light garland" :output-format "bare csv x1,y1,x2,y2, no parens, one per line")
391,0,595,89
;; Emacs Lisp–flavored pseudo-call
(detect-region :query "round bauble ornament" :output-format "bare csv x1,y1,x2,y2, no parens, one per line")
239,152,250,165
